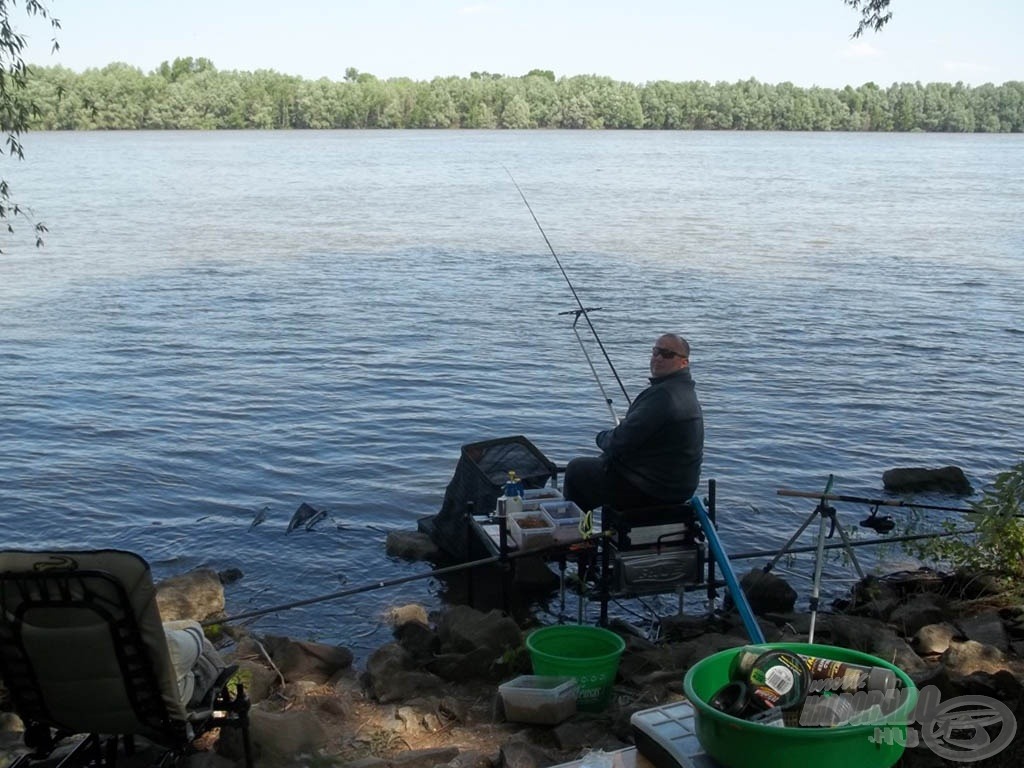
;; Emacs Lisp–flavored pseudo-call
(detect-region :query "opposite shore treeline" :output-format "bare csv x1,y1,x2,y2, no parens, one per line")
23,58,1024,133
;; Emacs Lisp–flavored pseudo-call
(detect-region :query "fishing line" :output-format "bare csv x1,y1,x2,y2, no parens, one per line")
503,166,632,410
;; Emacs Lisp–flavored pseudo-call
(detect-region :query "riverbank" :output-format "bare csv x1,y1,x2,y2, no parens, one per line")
3,556,1022,768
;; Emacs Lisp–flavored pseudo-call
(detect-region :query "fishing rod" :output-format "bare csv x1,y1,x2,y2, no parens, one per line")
504,167,632,410
203,530,610,627
559,307,620,424
776,488,1004,516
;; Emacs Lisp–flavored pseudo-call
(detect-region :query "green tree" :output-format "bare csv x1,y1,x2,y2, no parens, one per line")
844,0,893,37
1,0,59,250
912,460,1024,584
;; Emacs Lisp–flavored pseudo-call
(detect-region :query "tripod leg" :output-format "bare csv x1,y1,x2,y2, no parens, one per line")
832,519,867,580
808,514,830,644
763,511,819,574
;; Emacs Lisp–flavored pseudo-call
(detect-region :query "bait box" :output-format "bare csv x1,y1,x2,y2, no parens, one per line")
518,488,563,512
508,510,556,551
539,500,583,527
540,500,585,543
499,675,578,724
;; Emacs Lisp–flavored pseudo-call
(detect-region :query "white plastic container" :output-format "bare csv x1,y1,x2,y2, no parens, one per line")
499,675,578,724
508,510,555,551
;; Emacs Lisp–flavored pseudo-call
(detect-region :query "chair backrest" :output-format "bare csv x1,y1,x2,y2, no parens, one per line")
0,549,188,743
602,501,698,550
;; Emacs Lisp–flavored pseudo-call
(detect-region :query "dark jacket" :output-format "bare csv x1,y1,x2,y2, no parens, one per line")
595,368,704,501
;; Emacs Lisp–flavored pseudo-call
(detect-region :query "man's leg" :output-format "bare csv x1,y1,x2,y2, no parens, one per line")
562,456,608,512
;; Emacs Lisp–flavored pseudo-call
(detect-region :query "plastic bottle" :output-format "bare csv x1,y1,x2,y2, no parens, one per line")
504,471,524,516
731,645,897,694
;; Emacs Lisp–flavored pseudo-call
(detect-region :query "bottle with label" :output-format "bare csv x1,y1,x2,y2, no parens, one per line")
731,645,897,694
504,470,524,516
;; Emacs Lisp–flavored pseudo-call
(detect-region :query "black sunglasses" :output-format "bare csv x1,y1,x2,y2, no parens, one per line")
652,346,687,360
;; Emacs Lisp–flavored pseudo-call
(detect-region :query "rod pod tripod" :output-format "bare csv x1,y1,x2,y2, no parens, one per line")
763,474,865,643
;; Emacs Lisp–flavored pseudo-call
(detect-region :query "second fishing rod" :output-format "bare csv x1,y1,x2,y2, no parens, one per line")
504,167,631,421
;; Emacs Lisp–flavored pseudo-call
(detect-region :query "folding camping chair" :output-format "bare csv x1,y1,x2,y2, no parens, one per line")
0,549,252,767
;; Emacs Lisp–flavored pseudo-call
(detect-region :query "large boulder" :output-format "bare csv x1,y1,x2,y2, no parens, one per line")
256,635,354,684
435,606,523,657
882,466,972,495
248,708,328,765
363,643,445,703
156,568,225,622
739,569,797,614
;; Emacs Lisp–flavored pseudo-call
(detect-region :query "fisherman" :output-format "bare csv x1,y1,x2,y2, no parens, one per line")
563,333,704,513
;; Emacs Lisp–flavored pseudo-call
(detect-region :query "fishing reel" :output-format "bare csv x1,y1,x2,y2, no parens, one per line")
859,505,895,534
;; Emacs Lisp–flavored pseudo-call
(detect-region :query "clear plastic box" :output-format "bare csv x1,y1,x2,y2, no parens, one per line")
499,675,578,724
524,487,563,501
540,500,583,527
508,510,555,551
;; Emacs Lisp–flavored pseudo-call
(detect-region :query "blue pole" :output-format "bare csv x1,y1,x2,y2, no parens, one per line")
691,495,766,644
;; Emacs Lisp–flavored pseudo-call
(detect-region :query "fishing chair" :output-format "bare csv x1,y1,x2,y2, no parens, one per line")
0,549,253,768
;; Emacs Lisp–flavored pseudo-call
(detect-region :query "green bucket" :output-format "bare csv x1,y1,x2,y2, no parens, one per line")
683,642,918,768
526,625,626,712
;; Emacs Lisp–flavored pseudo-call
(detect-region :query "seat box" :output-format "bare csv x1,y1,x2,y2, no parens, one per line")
614,544,705,595
508,511,555,551
499,675,578,724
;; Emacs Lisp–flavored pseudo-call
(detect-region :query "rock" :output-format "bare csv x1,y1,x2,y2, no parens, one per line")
881,465,972,495
887,593,946,636
389,747,460,768
363,643,445,703
155,567,225,622
387,604,431,627
436,606,522,658
386,531,444,562
739,569,797,614
230,659,281,703
249,708,328,763
429,648,509,682
913,622,961,656
946,570,1007,599
257,635,354,684
395,618,440,662
957,610,1010,651
941,639,1008,676
500,738,563,768
822,615,929,676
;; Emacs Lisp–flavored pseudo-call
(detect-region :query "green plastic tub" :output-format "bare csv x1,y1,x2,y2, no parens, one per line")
683,642,918,768
526,625,626,712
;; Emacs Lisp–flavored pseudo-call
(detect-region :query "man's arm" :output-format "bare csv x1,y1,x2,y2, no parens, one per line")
595,388,665,458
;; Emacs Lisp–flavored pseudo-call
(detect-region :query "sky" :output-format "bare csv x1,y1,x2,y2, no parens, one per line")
18,0,1024,88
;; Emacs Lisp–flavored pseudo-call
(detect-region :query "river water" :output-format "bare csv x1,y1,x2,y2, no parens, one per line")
1,130,1021,655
